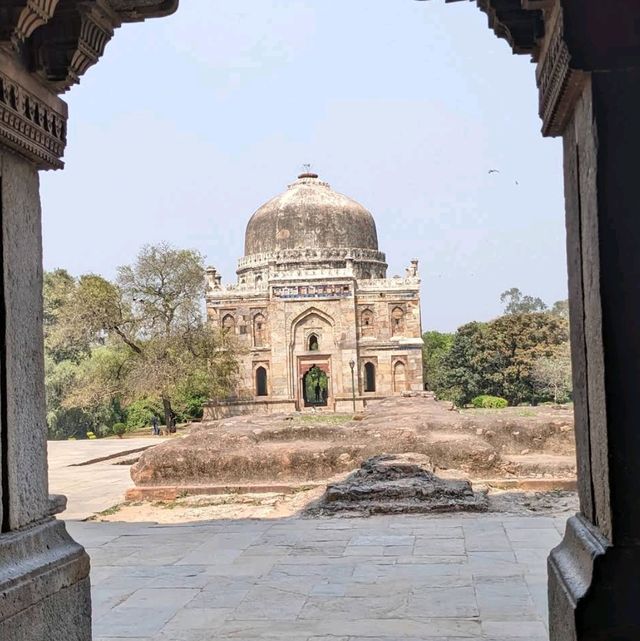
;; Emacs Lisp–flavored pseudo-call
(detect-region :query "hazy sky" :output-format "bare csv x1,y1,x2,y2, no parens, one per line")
40,0,567,332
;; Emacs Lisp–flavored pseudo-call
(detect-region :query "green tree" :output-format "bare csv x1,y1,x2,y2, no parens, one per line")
480,312,569,405
59,243,238,429
422,330,454,392
442,322,487,406
43,269,90,363
500,287,548,315
441,313,570,406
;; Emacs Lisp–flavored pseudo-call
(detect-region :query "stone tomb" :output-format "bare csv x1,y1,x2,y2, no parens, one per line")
205,172,424,417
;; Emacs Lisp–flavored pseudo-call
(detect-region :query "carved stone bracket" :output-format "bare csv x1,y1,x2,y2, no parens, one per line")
536,8,587,137
0,1,60,49
476,0,544,60
2,1,178,95
0,64,67,169
31,0,121,93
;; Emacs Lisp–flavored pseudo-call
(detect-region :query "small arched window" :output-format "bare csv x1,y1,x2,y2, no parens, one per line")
391,307,405,336
308,334,319,351
255,274,263,286
253,313,266,347
256,366,268,397
222,314,235,334
364,362,376,393
361,309,374,337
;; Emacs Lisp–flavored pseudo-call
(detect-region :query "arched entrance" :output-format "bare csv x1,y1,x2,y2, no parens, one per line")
302,365,328,407
255,366,268,397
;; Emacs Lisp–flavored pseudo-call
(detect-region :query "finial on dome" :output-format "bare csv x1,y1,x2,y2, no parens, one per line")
298,163,318,179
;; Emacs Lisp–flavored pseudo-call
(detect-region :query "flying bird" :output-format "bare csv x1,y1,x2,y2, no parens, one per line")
488,169,500,174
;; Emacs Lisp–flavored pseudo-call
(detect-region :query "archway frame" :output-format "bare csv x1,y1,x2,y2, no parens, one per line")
0,2,635,641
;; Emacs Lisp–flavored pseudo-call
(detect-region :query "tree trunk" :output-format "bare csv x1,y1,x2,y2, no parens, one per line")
162,396,173,434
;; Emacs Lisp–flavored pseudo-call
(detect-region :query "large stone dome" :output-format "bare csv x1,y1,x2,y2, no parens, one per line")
244,173,379,256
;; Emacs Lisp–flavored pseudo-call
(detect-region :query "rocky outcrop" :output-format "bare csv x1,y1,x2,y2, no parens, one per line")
304,453,488,516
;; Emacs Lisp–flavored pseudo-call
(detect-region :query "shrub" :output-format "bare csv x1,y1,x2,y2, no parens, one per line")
112,422,127,438
125,399,162,431
471,395,508,409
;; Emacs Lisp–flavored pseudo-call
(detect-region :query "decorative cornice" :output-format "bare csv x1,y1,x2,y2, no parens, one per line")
536,8,587,137
0,66,66,169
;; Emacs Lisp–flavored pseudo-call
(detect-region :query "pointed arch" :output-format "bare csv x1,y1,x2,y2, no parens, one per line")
255,366,268,397
253,313,267,347
222,313,235,334
361,308,374,337
391,306,405,336
393,360,407,393
290,306,336,331
364,361,376,392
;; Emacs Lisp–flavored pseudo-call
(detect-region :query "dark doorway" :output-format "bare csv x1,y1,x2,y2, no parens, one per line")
256,366,268,397
364,362,376,392
303,365,328,407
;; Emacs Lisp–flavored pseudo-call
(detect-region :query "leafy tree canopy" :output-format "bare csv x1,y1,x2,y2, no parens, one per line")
43,243,238,439
427,312,571,407
500,287,548,315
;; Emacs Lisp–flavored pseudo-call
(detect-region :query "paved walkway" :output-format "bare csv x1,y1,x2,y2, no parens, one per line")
68,512,565,641
48,439,165,519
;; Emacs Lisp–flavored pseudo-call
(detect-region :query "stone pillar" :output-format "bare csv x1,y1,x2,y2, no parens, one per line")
0,54,92,641
0,2,178,639
545,3,640,639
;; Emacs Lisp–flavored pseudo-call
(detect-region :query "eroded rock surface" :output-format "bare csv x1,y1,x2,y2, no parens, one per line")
305,453,488,516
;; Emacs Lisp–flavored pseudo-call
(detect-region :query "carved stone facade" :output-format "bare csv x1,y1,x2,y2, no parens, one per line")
205,173,423,417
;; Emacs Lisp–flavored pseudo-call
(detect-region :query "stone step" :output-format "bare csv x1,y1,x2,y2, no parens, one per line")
501,453,576,477
125,482,324,501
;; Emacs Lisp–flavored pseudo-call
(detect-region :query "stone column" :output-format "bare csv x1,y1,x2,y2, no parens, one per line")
545,3,640,639
0,2,178,639
0,61,91,641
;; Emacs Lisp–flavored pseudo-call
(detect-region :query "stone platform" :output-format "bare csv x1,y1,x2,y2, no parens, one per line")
71,512,563,641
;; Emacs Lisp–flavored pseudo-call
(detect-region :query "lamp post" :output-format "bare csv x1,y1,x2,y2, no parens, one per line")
349,359,356,413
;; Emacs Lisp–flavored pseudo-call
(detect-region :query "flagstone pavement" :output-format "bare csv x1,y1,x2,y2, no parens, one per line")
68,511,565,641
